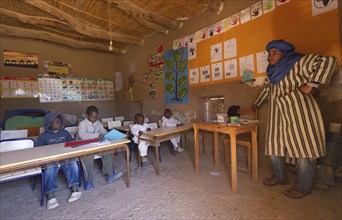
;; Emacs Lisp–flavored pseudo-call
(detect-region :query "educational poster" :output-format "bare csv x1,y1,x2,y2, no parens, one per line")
163,48,188,104
188,41,197,60
154,70,164,83
115,71,123,91
38,78,63,103
211,62,223,81
200,65,211,82
251,1,263,19
149,83,156,99
263,0,276,13
0,77,39,98
3,50,38,69
61,78,82,102
42,60,72,78
240,8,251,24
127,87,133,100
141,72,151,84
239,54,255,77
211,43,222,62
81,78,97,101
256,51,269,74
128,75,136,87
189,68,199,84
224,59,238,79
224,38,237,59
312,0,337,16
80,78,114,101
129,61,136,73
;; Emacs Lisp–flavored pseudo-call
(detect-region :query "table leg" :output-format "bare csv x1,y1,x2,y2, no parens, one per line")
155,140,160,175
194,126,199,174
251,128,258,182
125,144,130,187
214,131,219,168
230,133,237,192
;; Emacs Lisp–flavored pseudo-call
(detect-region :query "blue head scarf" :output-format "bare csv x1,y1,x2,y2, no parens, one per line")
266,40,303,84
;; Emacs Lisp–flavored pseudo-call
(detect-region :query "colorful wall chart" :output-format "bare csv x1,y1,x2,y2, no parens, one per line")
163,47,188,104
0,77,39,98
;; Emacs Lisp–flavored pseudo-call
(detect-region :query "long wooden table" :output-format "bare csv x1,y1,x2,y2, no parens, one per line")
139,123,193,175
192,121,258,192
0,138,131,187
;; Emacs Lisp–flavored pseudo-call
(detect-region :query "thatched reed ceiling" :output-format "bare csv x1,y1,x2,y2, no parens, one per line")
0,0,224,54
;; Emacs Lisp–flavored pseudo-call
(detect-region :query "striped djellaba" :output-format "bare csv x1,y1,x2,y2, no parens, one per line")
254,54,337,161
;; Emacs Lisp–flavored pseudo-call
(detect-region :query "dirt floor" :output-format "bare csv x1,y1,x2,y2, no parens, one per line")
1,142,341,220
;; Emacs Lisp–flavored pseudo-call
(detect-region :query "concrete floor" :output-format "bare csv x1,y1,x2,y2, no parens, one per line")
1,143,341,219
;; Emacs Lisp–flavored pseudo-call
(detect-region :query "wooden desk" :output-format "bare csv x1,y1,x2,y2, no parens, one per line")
192,121,258,192
140,123,193,175
0,139,131,187
115,125,131,134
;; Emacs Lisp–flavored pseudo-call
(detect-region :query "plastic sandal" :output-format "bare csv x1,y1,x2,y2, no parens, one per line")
263,176,289,186
284,187,312,199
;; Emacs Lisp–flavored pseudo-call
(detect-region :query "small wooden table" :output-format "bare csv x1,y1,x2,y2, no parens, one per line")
139,123,193,175
0,138,131,187
192,121,258,192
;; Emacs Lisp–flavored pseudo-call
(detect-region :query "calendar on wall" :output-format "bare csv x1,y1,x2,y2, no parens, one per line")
0,77,39,98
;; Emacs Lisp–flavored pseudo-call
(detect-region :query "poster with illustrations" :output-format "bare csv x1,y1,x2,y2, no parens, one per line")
3,50,38,69
61,78,82,102
42,60,72,78
0,77,39,98
149,83,156,99
163,48,188,104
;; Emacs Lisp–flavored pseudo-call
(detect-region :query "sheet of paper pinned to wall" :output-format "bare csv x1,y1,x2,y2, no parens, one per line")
211,43,222,63
256,51,269,74
224,38,237,60
115,71,123,91
239,54,254,77
104,129,126,140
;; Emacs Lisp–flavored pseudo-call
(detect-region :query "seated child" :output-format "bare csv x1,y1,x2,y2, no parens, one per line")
78,106,122,190
130,113,152,163
35,112,82,210
161,109,184,153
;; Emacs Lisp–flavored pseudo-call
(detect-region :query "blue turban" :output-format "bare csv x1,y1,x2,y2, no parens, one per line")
266,40,303,84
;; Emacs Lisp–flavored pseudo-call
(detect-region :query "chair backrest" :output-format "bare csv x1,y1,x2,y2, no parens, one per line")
144,117,149,123
64,126,78,138
147,122,158,130
108,120,122,129
39,127,45,134
0,130,28,140
114,116,124,121
101,118,113,124
122,120,134,126
237,108,258,120
0,138,34,153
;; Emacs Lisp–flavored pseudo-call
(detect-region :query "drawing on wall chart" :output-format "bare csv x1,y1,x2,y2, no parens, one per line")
163,47,188,104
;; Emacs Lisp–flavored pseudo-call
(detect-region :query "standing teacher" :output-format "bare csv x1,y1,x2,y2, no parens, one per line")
252,40,337,199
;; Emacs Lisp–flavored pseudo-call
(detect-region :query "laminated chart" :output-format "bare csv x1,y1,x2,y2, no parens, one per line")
0,77,39,98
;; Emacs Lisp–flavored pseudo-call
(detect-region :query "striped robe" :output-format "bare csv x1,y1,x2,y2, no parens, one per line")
254,54,337,160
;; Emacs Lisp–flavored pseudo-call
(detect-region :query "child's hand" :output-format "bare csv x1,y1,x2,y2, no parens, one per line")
176,123,183,127
138,131,143,136
147,128,152,131
98,133,105,139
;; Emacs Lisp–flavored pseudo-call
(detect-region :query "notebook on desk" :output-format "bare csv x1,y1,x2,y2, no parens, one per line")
64,138,100,148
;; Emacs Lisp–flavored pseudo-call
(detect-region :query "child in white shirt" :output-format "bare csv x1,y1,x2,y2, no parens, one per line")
131,113,151,163
161,109,184,153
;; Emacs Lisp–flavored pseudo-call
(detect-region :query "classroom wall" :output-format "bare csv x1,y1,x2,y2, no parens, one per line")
0,37,118,125
115,1,342,154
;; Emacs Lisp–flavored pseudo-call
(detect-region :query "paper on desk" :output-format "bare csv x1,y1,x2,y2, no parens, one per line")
104,129,126,140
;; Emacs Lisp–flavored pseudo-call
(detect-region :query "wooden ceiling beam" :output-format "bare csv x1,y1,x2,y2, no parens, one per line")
109,0,183,30
201,0,224,15
0,24,126,54
22,0,144,45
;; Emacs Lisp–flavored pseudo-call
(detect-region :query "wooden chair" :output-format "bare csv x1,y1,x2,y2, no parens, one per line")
223,108,258,174
64,125,78,139
114,116,124,121
122,120,134,126
0,138,45,207
0,130,28,140
108,120,122,130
